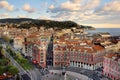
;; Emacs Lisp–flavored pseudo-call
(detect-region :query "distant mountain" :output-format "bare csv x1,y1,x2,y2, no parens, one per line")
80,25,95,30
0,18,95,30
0,18,34,23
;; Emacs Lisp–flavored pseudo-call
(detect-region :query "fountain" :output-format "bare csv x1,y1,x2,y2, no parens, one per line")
64,73,67,80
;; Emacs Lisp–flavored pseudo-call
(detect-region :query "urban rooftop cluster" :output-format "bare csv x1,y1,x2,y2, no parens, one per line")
0,25,120,80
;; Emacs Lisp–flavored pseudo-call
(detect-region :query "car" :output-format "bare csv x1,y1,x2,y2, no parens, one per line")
21,74,31,80
32,60,38,64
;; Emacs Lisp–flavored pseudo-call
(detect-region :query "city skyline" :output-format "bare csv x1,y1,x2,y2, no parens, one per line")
0,0,120,28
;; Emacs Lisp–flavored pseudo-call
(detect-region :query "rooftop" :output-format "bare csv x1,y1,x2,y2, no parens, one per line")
105,53,120,62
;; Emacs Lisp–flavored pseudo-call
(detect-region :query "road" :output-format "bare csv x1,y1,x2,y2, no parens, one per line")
30,68,42,80
46,35,53,66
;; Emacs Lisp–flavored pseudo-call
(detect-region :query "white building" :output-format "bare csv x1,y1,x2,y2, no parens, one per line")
13,36,24,52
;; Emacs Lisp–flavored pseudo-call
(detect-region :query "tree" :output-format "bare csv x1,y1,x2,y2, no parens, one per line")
8,66,19,75
0,66,5,75
19,58,28,64
1,48,6,57
9,39,14,45
0,46,3,58
0,58,9,66
2,35,10,43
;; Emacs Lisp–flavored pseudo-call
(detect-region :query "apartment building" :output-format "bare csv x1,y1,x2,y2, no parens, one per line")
23,32,51,68
103,53,120,80
13,35,24,52
53,38,105,70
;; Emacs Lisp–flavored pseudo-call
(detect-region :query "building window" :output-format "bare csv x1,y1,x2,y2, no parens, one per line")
41,53,43,55
41,55,43,58
41,59,44,61
40,62,44,64
118,68,120,72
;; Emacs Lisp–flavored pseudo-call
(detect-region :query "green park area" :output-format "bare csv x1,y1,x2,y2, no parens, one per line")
1,36,33,70
0,46,19,79
6,46,33,70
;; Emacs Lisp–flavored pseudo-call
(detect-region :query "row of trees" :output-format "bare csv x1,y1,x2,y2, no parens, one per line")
0,46,19,75
0,65,19,75
7,47,33,70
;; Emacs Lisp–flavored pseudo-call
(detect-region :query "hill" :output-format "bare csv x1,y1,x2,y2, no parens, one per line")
0,18,95,30
0,18,34,23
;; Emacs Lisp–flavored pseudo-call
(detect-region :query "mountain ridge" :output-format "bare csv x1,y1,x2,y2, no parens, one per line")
0,18,95,30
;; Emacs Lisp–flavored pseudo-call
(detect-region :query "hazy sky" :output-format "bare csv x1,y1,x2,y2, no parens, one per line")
0,0,120,28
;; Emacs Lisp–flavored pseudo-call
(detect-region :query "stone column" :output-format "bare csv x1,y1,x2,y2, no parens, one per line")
79,62,81,68
76,62,78,67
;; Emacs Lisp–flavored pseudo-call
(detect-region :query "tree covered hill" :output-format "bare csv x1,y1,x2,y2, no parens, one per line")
0,18,34,23
0,18,94,30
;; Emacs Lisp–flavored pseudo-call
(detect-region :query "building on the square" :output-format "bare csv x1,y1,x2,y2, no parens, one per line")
103,53,120,80
53,38,105,70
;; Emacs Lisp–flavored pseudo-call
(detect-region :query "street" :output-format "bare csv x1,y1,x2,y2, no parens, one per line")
30,68,42,80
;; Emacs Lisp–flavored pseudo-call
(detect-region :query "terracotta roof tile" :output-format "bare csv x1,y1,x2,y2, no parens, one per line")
105,53,120,62
93,45,104,51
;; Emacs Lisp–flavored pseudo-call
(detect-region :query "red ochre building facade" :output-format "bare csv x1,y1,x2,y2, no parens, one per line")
103,53,120,80
53,40,105,70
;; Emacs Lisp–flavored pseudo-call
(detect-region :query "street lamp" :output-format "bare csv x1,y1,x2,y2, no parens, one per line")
62,66,66,75
62,66,67,80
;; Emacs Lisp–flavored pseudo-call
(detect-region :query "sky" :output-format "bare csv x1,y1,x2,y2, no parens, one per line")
0,0,120,28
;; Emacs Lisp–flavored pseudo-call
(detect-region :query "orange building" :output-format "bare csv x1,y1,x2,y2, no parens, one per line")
53,39,105,70
32,44,47,68
23,33,50,68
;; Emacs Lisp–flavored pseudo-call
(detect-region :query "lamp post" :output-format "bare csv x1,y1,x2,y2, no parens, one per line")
62,66,66,75
62,66,67,80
